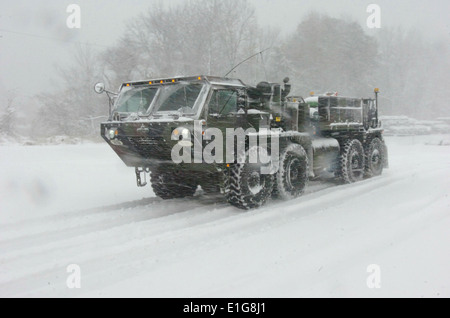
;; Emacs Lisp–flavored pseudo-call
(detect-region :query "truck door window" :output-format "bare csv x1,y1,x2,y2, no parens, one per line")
208,89,238,116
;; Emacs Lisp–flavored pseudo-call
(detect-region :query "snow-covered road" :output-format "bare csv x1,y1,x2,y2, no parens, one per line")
0,135,449,297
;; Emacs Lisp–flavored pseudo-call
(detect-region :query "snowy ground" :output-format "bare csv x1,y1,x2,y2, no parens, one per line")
0,135,449,298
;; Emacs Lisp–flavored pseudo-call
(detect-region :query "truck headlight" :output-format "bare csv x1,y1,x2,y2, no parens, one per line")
106,128,123,146
172,127,190,139
172,127,192,147
181,128,191,140
109,128,118,139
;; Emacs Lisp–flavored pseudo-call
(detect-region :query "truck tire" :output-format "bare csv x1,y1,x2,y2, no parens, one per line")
365,138,384,177
151,169,197,200
275,144,309,200
338,139,365,184
224,147,274,210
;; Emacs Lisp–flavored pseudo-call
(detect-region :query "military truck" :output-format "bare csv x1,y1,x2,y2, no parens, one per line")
95,76,388,210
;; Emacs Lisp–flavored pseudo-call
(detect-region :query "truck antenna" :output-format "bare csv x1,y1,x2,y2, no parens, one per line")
224,48,271,77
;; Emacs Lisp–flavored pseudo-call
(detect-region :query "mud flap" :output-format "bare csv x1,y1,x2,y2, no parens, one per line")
135,167,149,187
383,143,389,169
307,146,314,178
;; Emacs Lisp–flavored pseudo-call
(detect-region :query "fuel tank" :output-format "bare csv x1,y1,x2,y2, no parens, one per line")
311,137,340,175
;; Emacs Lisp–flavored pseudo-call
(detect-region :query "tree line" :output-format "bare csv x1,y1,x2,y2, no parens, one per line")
13,0,448,139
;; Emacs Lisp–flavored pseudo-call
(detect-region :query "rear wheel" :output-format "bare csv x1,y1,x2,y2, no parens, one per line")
338,139,365,184
224,147,274,210
365,138,384,177
151,168,197,200
275,144,309,200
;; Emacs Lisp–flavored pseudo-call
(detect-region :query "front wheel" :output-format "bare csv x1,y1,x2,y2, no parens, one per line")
275,144,309,200
338,139,365,184
365,138,384,177
224,147,274,210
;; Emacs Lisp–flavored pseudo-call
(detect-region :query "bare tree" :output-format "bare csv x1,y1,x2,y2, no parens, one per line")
376,28,450,118
281,12,378,97
102,0,262,85
0,94,17,137
36,45,106,138
31,2,450,140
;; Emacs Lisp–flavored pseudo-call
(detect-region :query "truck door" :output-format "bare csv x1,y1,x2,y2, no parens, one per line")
207,88,248,130
206,88,249,162
363,99,378,130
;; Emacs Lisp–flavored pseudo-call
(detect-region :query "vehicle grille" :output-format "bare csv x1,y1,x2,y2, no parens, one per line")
127,136,172,160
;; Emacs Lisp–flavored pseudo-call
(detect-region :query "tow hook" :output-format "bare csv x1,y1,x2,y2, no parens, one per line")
135,167,150,187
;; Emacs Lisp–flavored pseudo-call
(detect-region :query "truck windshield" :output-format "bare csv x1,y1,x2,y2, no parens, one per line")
150,82,206,116
115,87,158,114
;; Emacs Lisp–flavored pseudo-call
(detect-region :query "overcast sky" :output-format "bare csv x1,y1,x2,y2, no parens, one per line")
0,0,449,96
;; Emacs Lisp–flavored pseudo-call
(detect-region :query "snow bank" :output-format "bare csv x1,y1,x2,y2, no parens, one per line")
381,116,450,136
0,135,449,297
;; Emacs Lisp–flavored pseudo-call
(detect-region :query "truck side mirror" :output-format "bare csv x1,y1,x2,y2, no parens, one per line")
94,82,106,94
